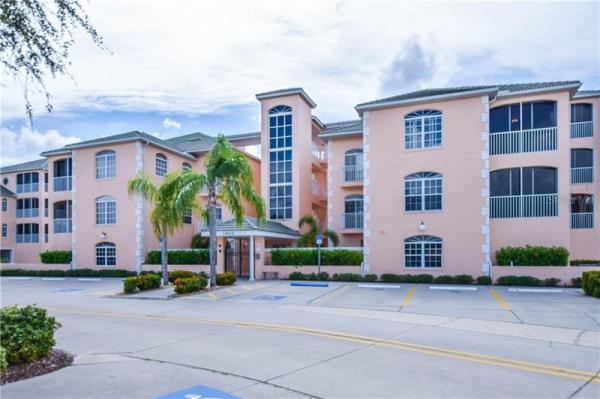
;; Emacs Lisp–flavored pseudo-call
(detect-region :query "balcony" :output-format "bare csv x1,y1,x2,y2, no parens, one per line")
311,181,324,198
16,234,39,243
54,176,72,192
311,143,326,162
490,127,557,155
16,183,39,193
570,121,593,139
341,212,363,230
571,167,594,184
16,208,39,218
490,194,558,219
54,218,73,233
341,165,364,183
571,212,594,229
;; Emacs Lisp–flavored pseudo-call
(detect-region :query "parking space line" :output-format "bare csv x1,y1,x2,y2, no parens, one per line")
399,286,417,308
207,292,219,301
240,286,252,291
489,288,511,311
309,284,351,305
225,289,237,295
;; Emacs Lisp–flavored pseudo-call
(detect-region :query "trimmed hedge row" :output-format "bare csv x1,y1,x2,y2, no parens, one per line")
40,250,72,264
146,250,209,265
288,271,377,282
271,249,363,266
123,274,161,293
571,259,600,266
495,275,561,287
216,272,236,286
174,277,207,294
495,246,569,266
0,268,136,277
582,271,600,297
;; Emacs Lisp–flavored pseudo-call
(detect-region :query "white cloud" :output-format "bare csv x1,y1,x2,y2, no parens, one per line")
162,117,181,129
0,126,81,166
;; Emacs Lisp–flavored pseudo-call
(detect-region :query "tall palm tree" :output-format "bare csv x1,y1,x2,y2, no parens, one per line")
298,214,339,247
173,134,265,287
128,172,201,285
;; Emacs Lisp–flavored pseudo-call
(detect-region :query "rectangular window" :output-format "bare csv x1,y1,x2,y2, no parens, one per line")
96,199,116,225
16,198,39,218
405,238,442,268
183,209,192,224
2,224,7,238
269,109,292,220
571,104,593,123
2,199,7,212
16,223,39,243
155,155,168,177
16,172,39,193
404,112,442,150
404,174,442,212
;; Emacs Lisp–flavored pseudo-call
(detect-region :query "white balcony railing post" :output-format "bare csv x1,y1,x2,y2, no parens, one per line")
53,218,73,233
490,194,558,219
570,121,593,138
571,167,594,184
53,176,72,192
341,165,364,182
571,212,594,229
490,127,557,155
340,212,363,229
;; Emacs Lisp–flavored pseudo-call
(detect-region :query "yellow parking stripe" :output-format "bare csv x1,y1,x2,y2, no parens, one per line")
207,292,218,301
225,289,236,295
489,288,511,311
400,286,417,308
240,286,252,291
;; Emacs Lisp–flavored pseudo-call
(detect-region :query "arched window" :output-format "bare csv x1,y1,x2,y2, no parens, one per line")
182,162,192,172
2,223,7,238
155,153,168,177
404,110,442,150
96,242,116,266
269,105,292,220
343,194,363,229
405,172,442,211
96,196,116,225
95,150,116,179
2,198,7,212
344,149,363,182
405,235,442,268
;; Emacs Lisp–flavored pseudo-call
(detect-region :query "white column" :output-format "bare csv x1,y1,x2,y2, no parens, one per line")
249,235,255,281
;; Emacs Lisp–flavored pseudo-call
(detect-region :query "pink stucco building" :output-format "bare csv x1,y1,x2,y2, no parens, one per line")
1,82,598,281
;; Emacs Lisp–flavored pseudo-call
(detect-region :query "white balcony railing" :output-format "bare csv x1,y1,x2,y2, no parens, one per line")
571,212,594,229
16,234,39,243
311,181,323,198
571,167,594,184
53,176,72,192
311,143,326,161
16,183,39,193
341,212,363,229
341,165,364,183
54,218,72,233
570,121,593,138
490,194,558,219
490,127,557,155
16,208,39,218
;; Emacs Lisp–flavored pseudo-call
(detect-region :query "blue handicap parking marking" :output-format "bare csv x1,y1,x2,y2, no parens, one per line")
156,385,240,399
290,282,329,287
252,295,286,301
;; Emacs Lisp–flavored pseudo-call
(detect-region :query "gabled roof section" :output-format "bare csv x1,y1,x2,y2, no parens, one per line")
0,158,47,174
574,90,600,99
0,185,16,197
495,81,581,97
319,119,363,139
165,131,261,153
256,87,317,108
200,216,300,238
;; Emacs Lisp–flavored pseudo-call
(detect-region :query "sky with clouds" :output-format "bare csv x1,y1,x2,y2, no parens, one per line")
1,0,599,166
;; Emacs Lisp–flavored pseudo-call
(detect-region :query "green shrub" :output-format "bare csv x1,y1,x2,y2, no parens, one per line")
454,274,474,285
476,276,492,285
216,272,236,286
582,271,600,297
123,277,138,293
191,234,209,249
433,275,455,284
97,269,136,278
0,305,60,365
174,277,207,294
496,275,541,286
0,268,135,278
0,268,38,276
0,346,7,373
543,278,561,287
317,271,329,281
570,259,600,266
495,246,569,266
146,250,209,265
288,271,305,280
168,270,195,283
363,274,378,282
271,249,363,266
571,277,582,288
331,273,363,282
122,274,162,293
40,250,72,264
413,274,434,284
381,274,399,283
64,268,96,277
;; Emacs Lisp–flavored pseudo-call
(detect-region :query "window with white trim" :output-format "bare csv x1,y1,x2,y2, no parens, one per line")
96,196,116,225
2,198,7,212
16,172,39,193
183,209,192,224
182,162,191,172
269,105,293,219
404,110,442,150
155,153,168,177
16,223,39,243
96,150,116,179
405,172,442,211
2,223,7,238
405,235,442,268
96,242,116,266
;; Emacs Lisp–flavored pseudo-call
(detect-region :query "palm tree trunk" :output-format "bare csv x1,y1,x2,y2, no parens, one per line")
208,188,218,288
160,231,168,286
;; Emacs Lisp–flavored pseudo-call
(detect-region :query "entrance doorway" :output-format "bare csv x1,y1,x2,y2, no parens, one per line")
224,238,250,278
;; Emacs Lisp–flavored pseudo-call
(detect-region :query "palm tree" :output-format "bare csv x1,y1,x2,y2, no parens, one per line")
128,172,201,285
298,214,339,247
173,134,265,287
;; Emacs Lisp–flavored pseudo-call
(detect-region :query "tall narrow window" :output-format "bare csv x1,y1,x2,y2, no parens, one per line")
405,235,442,268
404,110,442,150
96,242,116,266
182,162,191,172
343,195,363,229
2,224,7,238
53,200,73,233
96,196,116,225
1,198,7,212
183,209,192,224
344,149,363,182
269,105,292,219
96,150,116,179
53,159,72,191
404,172,442,211
155,153,168,177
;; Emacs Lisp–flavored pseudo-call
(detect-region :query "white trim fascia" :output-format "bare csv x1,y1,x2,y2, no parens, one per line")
573,92,600,99
319,130,363,139
200,230,299,239
255,88,317,108
496,83,582,99
312,116,326,129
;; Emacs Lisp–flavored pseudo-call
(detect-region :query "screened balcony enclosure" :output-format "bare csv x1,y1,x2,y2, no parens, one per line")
53,158,72,192
571,149,594,184
571,194,594,229
570,103,593,138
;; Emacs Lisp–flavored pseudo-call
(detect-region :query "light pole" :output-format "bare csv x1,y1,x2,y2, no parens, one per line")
316,233,323,278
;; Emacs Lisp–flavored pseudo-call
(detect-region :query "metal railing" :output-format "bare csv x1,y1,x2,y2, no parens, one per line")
341,212,363,229
490,127,557,155
16,208,39,218
16,234,39,243
311,143,326,161
571,212,594,229
570,121,593,138
490,194,558,218
341,165,364,182
571,167,594,184
53,218,72,233
16,183,39,193
53,176,72,192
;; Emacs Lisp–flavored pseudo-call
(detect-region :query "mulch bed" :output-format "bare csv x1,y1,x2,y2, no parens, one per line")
1,349,73,385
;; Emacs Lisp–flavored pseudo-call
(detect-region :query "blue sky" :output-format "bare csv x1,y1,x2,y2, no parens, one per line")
1,0,599,166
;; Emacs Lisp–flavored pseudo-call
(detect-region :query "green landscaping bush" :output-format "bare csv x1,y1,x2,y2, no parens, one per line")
570,259,600,266
271,249,363,266
381,274,399,283
476,276,492,285
363,274,378,282
495,246,569,266
582,271,600,297
0,268,38,276
216,272,236,286
496,275,541,286
433,275,455,284
190,234,209,249
543,278,561,287
122,274,162,293
331,273,363,282
146,250,209,265
174,277,207,294
412,274,435,284
571,277,582,288
0,305,60,365
288,271,305,280
0,268,135,278
168,270,195,283
123,277,138,294
317,271,329,281
39,250,72,264
0,346,7,373
454,274,474,285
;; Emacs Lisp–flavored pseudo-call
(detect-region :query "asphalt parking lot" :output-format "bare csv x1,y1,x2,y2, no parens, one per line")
1,277,599,398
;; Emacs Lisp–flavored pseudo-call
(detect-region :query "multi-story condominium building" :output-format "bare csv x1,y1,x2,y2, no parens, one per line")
1,81,598,281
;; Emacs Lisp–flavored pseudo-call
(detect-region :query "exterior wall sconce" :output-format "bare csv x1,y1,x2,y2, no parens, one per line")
99,232,107,239
419,221,426,232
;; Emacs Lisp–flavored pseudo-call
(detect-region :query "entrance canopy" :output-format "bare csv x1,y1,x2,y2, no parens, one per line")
200,217,300,240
